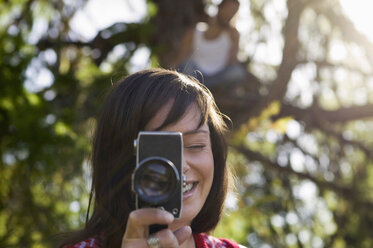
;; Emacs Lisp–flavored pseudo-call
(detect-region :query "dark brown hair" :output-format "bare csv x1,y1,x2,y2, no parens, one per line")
59,68,230,247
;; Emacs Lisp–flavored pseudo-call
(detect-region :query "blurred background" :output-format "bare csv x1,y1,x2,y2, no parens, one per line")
1,0,373,247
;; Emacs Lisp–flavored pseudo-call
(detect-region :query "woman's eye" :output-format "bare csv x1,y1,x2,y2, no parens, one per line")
186,144,206,150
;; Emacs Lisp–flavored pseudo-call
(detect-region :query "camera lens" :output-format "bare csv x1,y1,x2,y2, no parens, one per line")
139,163,170,196
134,157,179,204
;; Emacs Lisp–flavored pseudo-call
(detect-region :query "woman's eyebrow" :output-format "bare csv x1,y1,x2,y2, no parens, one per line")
183,129,210,136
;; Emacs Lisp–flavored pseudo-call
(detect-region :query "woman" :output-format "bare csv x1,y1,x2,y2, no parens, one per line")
59,68,243,248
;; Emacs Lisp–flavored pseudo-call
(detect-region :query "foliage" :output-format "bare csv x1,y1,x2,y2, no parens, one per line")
1,0,373,247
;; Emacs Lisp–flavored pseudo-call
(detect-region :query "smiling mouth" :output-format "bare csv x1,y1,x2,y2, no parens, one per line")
183,182,197,193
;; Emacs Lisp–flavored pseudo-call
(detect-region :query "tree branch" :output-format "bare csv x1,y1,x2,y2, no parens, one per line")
234,144,373,209
37,22,152,65
278,103,373,124
264,0,305,103
247,0,306,120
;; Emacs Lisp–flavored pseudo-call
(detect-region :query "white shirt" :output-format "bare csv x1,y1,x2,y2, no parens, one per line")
191,25,231,75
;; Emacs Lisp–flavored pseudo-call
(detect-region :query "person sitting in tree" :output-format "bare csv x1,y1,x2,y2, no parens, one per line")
173,0,246,89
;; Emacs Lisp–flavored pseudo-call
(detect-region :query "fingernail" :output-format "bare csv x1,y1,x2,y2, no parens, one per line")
183,226,192,235
166,212,174,221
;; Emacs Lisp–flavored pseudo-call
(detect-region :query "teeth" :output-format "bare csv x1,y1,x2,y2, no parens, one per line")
183,182,194,193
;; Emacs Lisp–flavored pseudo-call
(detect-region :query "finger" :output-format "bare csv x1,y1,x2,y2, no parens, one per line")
122,227,192,248
174,226,192,245
124,208,174,239
128,208,174,226
156,229,179,248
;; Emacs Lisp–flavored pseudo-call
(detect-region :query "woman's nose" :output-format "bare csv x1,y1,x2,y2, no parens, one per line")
183,157,190,174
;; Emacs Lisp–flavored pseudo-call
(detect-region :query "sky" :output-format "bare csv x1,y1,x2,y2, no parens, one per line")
70,0,146,41
339,0,373,43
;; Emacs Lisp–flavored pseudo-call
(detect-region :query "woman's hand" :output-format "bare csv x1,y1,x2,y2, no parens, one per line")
121,208,192,248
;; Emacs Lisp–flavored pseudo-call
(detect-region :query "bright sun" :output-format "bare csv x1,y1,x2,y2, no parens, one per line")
339,0,373,43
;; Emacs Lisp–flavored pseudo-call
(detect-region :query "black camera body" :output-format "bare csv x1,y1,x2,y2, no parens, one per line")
132,131,183,218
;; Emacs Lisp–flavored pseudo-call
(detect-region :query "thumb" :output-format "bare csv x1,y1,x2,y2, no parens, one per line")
174,226,192,245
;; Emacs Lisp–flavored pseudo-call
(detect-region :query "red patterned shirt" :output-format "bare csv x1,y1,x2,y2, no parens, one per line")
66,233,242,248
65,237,101,248
194,233,242,248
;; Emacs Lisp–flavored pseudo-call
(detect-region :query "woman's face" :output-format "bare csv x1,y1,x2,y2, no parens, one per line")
145,101,214,229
